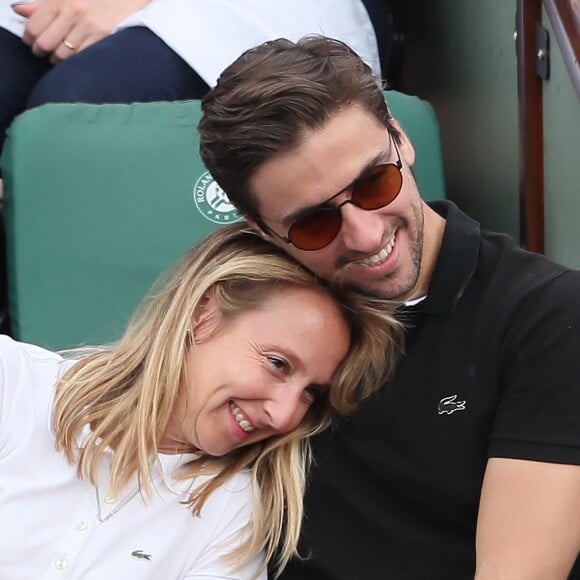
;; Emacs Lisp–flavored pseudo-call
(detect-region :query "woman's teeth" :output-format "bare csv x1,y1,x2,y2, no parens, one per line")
229,402,255,432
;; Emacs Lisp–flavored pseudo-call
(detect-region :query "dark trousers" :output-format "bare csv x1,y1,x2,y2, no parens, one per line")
0,25,209,158
360,0,393,77
0,25,209,336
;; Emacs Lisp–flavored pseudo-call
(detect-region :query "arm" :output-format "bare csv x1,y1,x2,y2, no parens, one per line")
475,457,580,580
12,0,152,63
475,268,580,579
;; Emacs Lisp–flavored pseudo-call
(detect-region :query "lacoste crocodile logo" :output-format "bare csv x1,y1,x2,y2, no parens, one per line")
131,550,152,561
438,394,467,415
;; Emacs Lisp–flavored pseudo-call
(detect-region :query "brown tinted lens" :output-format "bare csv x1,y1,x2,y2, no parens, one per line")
352,164,403,210
288,207,342,250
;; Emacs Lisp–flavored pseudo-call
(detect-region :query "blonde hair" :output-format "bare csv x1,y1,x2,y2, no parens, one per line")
53,223,402,576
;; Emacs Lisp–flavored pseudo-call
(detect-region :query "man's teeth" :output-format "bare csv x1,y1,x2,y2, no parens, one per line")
358,233,396,266
230,402,255,432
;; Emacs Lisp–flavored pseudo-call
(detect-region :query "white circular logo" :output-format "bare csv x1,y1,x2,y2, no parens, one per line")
193,171,242,224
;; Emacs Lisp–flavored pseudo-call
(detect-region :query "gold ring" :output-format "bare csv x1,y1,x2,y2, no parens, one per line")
63,39,76,51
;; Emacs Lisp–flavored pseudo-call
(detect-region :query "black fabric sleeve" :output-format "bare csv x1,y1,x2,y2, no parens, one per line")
488,269,580,464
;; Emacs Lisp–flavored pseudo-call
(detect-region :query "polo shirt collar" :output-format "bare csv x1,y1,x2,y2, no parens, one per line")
411,200,480,315
157,452,200,494
48,363,200,496
64,418,199,495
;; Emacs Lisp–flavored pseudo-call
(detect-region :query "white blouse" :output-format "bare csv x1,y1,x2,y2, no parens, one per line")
0,335,265,579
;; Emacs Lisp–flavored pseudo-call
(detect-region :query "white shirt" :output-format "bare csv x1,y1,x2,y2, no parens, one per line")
0,0,381,84
0,335,266,580
0,0,27,37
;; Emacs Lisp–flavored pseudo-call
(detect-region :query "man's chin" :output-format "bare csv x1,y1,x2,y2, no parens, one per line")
338,269,420,301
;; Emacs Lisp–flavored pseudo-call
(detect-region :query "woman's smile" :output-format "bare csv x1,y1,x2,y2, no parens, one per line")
161,286,350,457
229,401,256,434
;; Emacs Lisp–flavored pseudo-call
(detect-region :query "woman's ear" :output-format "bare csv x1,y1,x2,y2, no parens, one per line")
191,291,221,343
390,118,416,168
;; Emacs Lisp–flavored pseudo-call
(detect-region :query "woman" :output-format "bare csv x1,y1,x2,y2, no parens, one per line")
0,223,401,579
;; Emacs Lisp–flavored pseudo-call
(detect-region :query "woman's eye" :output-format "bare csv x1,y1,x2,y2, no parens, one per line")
266,355,289,373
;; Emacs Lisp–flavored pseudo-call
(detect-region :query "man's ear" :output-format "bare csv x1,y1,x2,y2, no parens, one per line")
390,118,416,168
246,216,271,240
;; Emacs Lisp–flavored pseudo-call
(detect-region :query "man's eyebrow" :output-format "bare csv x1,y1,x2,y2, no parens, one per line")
281,149,390,228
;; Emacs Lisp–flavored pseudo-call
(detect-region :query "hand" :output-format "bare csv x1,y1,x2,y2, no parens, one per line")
12,0,151,63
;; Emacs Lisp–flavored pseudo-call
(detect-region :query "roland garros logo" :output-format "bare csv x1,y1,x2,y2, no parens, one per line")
193,171,242,224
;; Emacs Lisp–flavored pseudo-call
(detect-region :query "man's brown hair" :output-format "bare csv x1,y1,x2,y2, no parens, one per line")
199,35,396,218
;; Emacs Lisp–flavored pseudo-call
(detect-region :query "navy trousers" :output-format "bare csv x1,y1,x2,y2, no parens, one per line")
0,24,209,335
1,3,392,158
0,26,209,158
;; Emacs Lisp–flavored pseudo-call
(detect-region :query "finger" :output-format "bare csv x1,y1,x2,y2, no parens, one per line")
50,40,75,63
51,24,109,63
11,2,37,18
50,36,80,63
50,29,89,63
31,12,75,57
22,2,59,47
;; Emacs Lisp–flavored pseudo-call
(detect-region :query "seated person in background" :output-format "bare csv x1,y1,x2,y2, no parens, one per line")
0,0,392,158
0,223,401,579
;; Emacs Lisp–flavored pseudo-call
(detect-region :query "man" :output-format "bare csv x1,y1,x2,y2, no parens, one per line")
199,36,580,579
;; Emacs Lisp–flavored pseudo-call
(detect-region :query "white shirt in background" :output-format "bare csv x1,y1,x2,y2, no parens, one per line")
0,0,381,84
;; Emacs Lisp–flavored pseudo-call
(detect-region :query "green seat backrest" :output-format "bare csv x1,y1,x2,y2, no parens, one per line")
385,91,446,202
1,92,445,350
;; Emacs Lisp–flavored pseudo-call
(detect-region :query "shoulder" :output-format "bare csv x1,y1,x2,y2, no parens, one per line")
198,470,253,510
188,470,255,535
474,231,579,306
479,230,569,277
0,335,62,359
0,337,64,455
479,229,575,278
189,470,265,577
0,335,63,380
218,469,253,493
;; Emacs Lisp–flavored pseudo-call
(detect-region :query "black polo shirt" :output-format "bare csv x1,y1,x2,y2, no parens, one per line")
280,201,580,580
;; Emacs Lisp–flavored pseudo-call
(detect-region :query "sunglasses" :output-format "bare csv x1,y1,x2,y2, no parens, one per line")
259,137,403,251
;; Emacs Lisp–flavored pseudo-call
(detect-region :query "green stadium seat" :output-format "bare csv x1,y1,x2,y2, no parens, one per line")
0,92,445,350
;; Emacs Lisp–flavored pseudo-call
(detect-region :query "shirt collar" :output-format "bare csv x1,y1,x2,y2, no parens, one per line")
49,361,199,495
410,200,480,315
156,452,200,494
63,416,199,495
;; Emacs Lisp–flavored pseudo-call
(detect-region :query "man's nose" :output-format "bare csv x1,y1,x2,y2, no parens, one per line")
339,202,384,253
263,388,306,433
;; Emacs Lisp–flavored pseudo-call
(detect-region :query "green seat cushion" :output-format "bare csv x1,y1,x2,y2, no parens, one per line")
1,92,444,349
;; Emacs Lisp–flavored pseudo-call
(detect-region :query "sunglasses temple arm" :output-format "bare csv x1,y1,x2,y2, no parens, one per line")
256,219,292,245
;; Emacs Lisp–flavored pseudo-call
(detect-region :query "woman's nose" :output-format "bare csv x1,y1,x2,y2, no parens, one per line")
263,388,306,433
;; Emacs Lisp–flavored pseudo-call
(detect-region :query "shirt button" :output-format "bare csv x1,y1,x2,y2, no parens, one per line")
104,496,116,504
76,521,88,531
55,557,68,570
